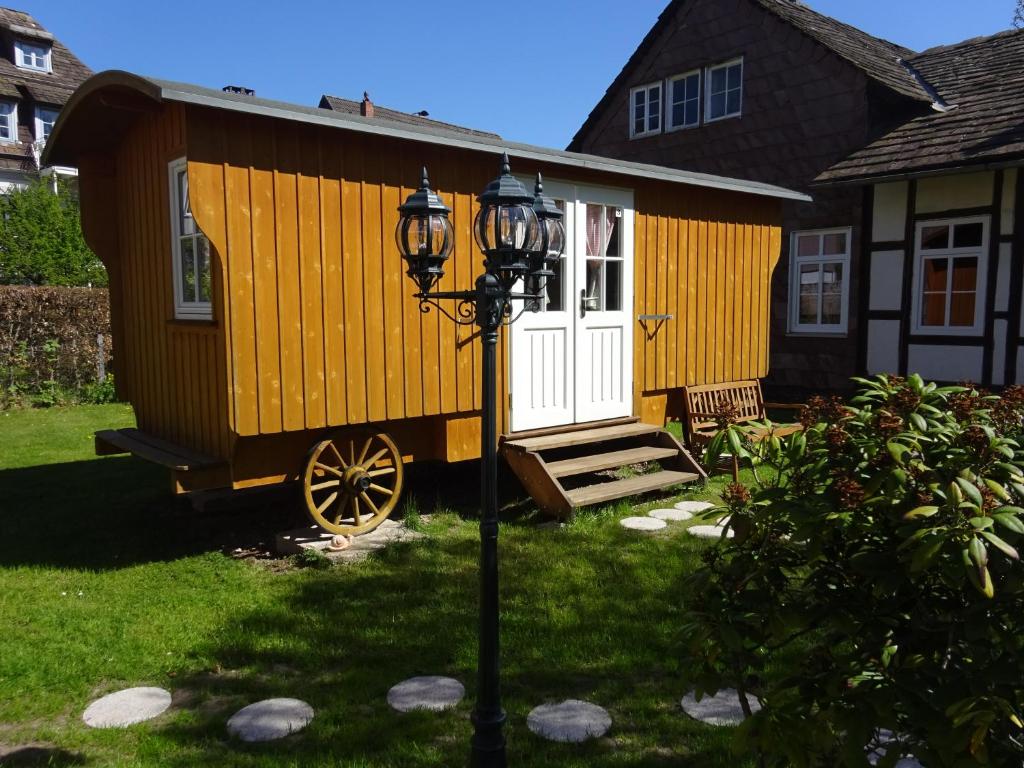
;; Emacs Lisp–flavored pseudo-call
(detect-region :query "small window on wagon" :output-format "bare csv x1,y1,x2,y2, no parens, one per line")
168,158,212,320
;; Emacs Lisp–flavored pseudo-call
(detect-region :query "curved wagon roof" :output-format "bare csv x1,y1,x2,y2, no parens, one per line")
44,70,809,203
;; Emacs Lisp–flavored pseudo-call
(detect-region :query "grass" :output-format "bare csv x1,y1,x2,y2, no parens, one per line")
0,404,749,767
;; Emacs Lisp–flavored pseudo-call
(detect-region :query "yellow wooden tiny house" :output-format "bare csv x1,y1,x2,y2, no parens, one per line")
45,71,807,529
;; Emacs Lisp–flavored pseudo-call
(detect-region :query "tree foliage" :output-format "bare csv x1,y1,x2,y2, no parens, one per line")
685,375,1024,766
1017,0,1024,29
0,179,106,287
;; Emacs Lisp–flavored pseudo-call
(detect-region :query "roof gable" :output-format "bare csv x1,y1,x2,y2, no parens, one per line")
568,0,931,151
818,28,1024,183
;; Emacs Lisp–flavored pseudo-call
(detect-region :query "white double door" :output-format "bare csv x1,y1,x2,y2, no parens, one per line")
509,182,634,433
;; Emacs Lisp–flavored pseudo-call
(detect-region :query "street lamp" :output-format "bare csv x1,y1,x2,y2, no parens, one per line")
396,154,565,767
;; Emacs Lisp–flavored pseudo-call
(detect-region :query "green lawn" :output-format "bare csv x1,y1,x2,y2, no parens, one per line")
0,404,749,767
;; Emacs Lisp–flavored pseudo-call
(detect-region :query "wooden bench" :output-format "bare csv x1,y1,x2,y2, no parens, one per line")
682,380,803,480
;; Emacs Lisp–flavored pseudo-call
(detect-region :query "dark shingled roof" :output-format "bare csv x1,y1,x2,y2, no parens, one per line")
0,7,91,166
319,94,500,140
568,0,931,151
752,0,926,102
818,28,1024,183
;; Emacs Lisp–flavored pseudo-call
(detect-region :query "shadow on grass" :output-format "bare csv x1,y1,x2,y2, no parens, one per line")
0,746,89,767
0,450,538,571
142,521,740,768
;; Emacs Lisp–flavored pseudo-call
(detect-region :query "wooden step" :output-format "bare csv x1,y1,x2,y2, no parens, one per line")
565,470,701,508
503,422,660,452
546,446,679,478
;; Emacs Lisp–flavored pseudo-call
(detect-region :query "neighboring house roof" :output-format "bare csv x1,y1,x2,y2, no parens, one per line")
45,71,810,202
0,7,91,169
319,94,500,139
818,28,1024,183
567,0,930,151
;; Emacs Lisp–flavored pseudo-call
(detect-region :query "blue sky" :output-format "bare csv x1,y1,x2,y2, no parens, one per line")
29,0,1016,149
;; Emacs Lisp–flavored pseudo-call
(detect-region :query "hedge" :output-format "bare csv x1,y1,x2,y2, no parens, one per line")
0,285,113,407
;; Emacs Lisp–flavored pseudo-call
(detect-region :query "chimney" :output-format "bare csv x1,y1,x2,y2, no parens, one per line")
361,91,374,118
223,85,255,96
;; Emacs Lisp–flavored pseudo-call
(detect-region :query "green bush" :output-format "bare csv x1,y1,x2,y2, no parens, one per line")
684,375,1024,767
0,178,105,287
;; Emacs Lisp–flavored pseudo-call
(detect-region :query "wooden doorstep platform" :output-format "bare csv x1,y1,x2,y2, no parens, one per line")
502,419,706,518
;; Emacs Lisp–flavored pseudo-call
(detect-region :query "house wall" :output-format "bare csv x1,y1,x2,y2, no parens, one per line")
183,105,781,471
77,103,232,461
570,0,928,399
862,169,1022,385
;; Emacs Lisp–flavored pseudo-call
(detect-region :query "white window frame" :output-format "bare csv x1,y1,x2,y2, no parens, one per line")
0,101,17,143
168,157,213,320
34,106,58,143
629,81,662,139
14,39,51,72
705,57,743,123
911,215,990,336
666,69,701,131
788,227,852,334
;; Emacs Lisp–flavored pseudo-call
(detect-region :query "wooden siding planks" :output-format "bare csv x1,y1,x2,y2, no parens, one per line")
185,108,781,440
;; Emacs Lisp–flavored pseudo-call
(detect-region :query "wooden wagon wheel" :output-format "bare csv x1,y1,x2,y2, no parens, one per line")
301,428,404,536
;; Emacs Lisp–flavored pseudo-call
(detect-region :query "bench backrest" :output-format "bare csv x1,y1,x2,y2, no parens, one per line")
683,379,765,434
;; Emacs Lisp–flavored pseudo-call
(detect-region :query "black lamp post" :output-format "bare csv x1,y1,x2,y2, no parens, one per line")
396,154,564,767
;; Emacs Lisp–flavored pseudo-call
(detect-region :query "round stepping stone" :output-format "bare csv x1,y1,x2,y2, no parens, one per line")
680,689,759,726
674,500,715,514
648,508,693,522
686,516,734,540
82,686,172,728
387,676,465,712
226,698,314,742
619,516,667,531
527,699,611,743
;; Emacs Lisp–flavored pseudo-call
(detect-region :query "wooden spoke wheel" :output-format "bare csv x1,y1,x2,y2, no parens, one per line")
302,428,404,536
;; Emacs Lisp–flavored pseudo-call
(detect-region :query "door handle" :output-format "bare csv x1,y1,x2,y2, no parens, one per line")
580,290,599,318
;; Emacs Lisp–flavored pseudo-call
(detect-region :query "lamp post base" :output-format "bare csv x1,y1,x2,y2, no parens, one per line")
469,709,507,768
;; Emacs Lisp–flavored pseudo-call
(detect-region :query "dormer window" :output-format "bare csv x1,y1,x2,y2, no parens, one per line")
14,39,51,72
0,102,17,142
35,106,58,142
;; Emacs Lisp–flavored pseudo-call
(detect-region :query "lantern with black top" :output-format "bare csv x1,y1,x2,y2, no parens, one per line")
395,167,455,294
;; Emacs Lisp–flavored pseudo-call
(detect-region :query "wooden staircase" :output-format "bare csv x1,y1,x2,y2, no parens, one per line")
501,418,706,518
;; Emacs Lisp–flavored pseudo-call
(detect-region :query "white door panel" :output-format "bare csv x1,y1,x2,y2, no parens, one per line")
509,182,634,431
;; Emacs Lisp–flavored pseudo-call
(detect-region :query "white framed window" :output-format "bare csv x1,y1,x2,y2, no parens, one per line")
706,58,743,122
911,216,989,336
667,70,701,130
584,203,625,312
629,81,662,138
34,106,58,142
0,101,17,142
14,39,51,72
789,227,851,334
168,157,212,320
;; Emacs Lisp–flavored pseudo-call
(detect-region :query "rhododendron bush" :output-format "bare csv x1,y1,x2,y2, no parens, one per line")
683,375,1024,767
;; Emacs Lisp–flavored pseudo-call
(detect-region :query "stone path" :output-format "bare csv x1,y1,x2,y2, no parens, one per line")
680,689,759,726
387,676,464,712
226,698,314,742
82,687,172,728
276,519,425,562
527,699,611,743
686,516,734,540
674,501,715,513
648,508,693,522
619,516,667,532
